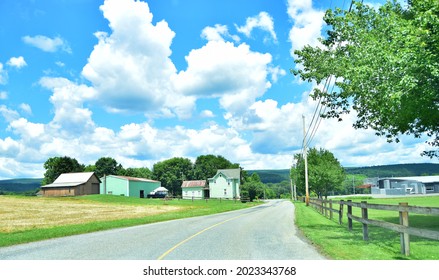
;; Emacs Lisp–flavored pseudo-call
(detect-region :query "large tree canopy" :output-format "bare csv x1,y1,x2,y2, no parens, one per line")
152,157,194,196
94,157,123,178
291,148,345,198
293,0,439,157
42,156,84,185
193,154,238,180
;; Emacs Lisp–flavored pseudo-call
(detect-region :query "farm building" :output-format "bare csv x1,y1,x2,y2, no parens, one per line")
181,180,208,199
371,176,439,195
208,169,241,199
100,175,161,198
41,172,101,197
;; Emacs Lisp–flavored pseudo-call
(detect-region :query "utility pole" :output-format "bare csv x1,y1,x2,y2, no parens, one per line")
302,115,310,206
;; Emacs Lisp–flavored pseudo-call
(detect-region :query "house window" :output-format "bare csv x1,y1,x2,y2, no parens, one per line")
224,189,227,195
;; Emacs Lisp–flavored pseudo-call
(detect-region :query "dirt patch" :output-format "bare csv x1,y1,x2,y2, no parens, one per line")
0,196,180,233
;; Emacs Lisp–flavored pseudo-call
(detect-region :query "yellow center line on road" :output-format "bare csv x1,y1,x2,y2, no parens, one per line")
157,211,251,260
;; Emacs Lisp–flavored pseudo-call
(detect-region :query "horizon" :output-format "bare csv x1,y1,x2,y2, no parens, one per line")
1,162,439,181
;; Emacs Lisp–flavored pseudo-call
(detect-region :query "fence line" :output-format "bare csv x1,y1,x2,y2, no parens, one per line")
307,197,439,256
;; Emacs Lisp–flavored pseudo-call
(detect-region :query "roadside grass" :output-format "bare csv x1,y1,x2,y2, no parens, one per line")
294,196,439,260
0,195,259,247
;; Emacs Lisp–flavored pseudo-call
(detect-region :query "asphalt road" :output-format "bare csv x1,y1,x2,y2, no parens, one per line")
0,199,326,260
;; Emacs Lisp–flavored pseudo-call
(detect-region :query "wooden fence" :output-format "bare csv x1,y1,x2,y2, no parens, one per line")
307,197,439,256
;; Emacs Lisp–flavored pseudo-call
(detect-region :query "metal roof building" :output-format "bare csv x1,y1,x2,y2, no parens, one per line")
41,172,101,197
372,176,439,195
100,175,161,198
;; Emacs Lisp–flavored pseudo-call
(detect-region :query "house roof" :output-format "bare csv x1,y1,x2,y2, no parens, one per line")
181,180,207,188
379,176,439,184
208,169,241,180
106,175,159,183
42,172,100,188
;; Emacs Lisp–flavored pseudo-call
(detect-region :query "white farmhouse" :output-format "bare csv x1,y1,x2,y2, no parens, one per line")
208,169,241,199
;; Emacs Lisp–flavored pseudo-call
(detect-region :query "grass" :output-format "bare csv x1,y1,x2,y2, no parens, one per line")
294,196,439,260
0,195,259,247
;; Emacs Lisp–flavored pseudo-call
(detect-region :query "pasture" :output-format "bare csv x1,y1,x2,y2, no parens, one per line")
0,195,258,247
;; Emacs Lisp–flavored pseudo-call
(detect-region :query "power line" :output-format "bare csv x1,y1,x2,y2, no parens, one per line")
301,0,355,149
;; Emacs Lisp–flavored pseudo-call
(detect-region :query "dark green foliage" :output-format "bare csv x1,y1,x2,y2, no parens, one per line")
247,169,290,184
118,167,153,179
193,155,238,180
293,0,439,157
152,157,194,196
42,156,84,185
345,163,439,177
292,148,345,198
240,172,265,201
0,178,42,194
94,157,123,178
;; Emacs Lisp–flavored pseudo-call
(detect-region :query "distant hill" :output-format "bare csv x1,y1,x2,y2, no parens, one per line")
344,163,439,178
249,163,439,184
0,178,42,193
247,169,290,184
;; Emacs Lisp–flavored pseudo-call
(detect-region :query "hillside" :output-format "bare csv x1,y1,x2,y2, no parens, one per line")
249,163,439,184
344,163,439,178
0,178,42,194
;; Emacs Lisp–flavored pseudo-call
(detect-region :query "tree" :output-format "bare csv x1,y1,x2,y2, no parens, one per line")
94,157,123,178
193,154,238,180
241,172,265,201
152,157,194,196
119,167,153,179
42,156,84,185
292,148,345,198
293,0,439,157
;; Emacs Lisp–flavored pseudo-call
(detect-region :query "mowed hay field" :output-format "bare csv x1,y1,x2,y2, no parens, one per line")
0,195,258,247
0,195,181,233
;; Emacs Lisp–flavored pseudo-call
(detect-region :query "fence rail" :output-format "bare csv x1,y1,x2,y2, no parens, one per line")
307,197,439,256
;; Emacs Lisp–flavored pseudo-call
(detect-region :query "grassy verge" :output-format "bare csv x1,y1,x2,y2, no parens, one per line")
0,195,260,247
294,196,439,260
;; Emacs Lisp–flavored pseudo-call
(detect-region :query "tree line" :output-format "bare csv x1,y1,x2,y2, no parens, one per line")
41,154,290,199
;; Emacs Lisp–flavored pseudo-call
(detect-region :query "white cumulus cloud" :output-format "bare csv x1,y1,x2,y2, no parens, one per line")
236,11,277,43
287,0,325,57
22,35,71,53
7,56,27,69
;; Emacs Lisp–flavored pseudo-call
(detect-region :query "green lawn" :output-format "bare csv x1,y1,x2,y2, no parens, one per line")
0,195,259,247
294,196,439,260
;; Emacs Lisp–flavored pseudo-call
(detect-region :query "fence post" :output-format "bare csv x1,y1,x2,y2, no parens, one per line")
329,200,333,220
347,200,352,231
399,202,410,256
339,200,344,225
361,201,369,241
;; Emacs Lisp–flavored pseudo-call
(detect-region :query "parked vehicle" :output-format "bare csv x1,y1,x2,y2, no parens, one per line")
147,190,168,198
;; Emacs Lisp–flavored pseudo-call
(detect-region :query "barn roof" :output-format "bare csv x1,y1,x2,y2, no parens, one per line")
105,175,159,183
379,176,439,184
42,172,100,188
181,180,207,188
209,169,241,180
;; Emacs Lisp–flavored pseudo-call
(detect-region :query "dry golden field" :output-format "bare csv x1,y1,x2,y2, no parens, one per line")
0,196,180,233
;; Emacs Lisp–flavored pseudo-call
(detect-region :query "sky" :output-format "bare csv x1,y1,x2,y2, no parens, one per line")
0,0,436,179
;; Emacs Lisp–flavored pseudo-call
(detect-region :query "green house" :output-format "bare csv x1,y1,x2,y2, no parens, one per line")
208,169,241,199
100,175,161,198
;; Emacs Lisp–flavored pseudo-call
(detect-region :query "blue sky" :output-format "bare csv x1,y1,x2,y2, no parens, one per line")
0,0,436,179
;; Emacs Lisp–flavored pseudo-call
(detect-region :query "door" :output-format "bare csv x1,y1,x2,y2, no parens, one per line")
140,190,144,198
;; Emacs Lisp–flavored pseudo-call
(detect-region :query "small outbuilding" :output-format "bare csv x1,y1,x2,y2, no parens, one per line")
41,172,101,197
100,175,161,198
181,180,208,199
